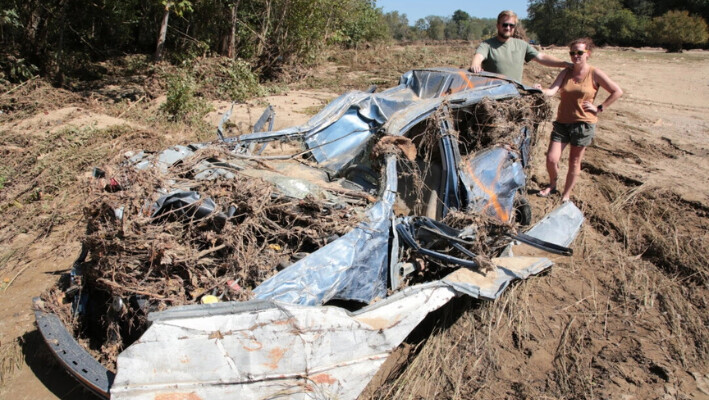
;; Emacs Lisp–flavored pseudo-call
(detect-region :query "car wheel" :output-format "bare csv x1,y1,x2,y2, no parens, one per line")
513,196,532,226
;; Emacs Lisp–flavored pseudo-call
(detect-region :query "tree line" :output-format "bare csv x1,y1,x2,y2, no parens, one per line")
1,0,707,84
527,0,708,50
0,0,387,82
380,0,708,51
382,10,498,41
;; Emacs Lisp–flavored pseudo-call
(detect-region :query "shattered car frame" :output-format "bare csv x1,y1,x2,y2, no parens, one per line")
34,68,584,399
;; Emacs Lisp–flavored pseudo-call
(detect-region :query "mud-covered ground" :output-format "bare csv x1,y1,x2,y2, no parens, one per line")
0,45,707,399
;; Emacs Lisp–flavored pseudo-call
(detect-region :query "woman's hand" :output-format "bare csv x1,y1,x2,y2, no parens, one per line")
582,100,598,113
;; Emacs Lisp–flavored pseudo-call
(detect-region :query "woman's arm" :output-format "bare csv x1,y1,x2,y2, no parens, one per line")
594,68,623,108
583,68,623,113
534,69,567,96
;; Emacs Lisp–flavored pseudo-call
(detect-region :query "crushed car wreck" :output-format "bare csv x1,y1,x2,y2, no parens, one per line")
34,68,584,399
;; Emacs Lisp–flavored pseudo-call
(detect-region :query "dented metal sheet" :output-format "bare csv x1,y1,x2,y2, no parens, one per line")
226,69,527,175
460,147,526,222
111,287,456,400
112,202,583,399
383,80,521,136
252,155,397,305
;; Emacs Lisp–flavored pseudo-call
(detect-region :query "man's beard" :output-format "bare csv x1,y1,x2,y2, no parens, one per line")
498,30,512,39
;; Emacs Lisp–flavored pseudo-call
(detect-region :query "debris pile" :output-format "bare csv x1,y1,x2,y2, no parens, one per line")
464,93,551,149
40,146,365,368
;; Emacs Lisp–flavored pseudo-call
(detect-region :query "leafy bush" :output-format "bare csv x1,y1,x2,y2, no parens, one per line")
651,10,709,51
160,73,211,122
0,55,38,83
215,59,265,102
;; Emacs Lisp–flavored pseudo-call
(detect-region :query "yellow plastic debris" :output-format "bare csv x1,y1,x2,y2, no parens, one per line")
201,295,219,304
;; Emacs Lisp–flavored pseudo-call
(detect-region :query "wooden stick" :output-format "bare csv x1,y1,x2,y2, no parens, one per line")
0,76,38,98
96,278,169,300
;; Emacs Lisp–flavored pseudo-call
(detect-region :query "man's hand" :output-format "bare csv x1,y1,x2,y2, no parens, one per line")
469,53,484,73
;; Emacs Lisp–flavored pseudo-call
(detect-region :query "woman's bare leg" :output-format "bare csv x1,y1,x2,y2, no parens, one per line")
540,141,566,196
561,145,586,201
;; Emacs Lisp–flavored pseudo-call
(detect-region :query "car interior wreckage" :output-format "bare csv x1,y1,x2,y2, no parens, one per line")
34,68,584,400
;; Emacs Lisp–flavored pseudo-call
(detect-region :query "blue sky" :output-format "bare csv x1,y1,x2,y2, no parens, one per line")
376,0,530,22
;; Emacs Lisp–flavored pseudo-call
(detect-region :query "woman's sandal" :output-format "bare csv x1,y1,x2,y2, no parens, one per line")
537,186,558,197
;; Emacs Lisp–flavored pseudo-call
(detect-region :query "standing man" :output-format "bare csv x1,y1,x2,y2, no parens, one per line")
470,10,570,82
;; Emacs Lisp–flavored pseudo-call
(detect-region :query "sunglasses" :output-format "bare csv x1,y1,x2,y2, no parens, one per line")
501,23,516,28
569,50,588,56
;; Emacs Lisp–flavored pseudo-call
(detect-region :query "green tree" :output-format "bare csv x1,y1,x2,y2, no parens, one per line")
337,0,388,46
155,0,194,61
597,8,643,45
651,10,709,51
444,19,459,39
383,11,410,40
622,0,655,16
412,18,428,39
528,0,567,44
425,16,446,40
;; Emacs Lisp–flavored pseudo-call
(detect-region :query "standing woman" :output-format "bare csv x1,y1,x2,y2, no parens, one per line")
534,38,623,202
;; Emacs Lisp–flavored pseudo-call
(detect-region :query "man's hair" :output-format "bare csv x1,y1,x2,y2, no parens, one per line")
568,37,595,52
497,10,518,24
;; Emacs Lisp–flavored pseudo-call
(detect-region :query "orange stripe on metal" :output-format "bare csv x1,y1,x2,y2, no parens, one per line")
463,162,510,222
447,71,477,94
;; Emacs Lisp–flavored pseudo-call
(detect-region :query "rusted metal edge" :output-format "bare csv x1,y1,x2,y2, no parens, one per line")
33,300,114,400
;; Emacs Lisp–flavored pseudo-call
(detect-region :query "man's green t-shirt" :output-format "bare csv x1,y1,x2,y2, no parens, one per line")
475,37,539,82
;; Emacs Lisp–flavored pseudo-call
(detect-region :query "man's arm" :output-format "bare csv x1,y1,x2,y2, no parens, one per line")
470,53,485,73
533,53,573,69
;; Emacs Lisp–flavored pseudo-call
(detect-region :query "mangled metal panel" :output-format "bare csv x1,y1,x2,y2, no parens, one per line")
520,200,584,247
34,68,568,399
459,147,526,222
301,85,418,172
229,88,410,144
400,68,504,98
110,286,457,400
228,69,527,176
382,82,521,137
111,203,584,400
252,155,398,305
446,202,584,299
304,108,375,173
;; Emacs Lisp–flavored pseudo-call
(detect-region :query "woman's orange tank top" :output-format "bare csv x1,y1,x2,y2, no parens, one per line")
556,66,599,124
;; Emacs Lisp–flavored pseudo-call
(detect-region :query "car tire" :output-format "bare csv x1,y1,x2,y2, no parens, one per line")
513,196,532,226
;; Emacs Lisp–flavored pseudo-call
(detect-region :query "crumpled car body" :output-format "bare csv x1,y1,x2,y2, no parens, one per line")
34,68,584,399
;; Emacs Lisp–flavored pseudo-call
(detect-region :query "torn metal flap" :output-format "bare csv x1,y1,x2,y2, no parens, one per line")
110,284,458,400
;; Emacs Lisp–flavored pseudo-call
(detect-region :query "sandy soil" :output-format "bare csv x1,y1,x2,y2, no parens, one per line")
0,47,707,399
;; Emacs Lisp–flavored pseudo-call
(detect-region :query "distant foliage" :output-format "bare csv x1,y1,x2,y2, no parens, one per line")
651,10,709,51
0,0,387,81
386,11,495,41
383,11,411,40
527,0,709,50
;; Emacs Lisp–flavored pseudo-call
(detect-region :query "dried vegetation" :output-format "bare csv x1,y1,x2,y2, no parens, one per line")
38,145,365,368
